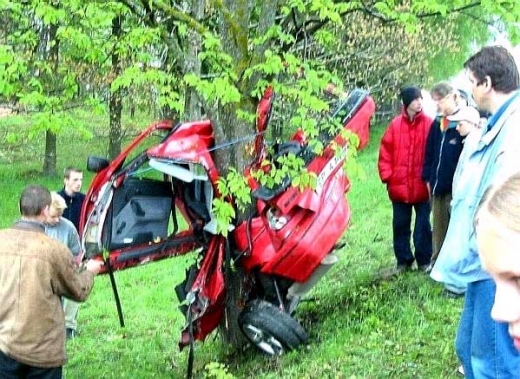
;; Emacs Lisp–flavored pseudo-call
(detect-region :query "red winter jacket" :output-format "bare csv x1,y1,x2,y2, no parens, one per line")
378,109,432,203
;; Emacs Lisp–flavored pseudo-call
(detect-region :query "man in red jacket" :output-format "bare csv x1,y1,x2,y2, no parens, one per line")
378,86,433,272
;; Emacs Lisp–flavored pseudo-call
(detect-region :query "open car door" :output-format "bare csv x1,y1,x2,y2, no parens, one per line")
81,120,218,272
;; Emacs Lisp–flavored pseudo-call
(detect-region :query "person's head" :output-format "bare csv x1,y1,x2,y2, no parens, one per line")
475,172,520,348
63,167,83,196
446,106,481,137
464,45,520,112
46,192,67,226
431,81,459,116
457,89,471,107
400,86,423,116
19,185,51,220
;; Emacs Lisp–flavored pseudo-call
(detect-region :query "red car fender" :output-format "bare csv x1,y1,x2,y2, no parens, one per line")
233,217,276,272
235,170,350,282
179,236,226,347
261,170,350,282
346,95,375,150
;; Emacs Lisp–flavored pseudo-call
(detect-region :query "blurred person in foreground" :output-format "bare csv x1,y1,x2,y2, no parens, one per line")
0,185,103,379
46,192,82,340
378,86,433,273
430,45,520,378
475,171,520,351
433,105,482,298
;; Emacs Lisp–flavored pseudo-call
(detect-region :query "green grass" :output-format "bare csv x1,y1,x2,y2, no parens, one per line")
0,117,463,378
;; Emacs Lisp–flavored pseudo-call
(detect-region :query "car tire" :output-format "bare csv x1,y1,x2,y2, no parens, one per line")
238,299,308,355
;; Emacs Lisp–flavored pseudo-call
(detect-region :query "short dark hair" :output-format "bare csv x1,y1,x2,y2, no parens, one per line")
64,167,82,179
464,45,520,93
19,185,51,217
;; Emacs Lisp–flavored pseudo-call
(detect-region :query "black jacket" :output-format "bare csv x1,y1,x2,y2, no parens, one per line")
422,116,464,195
57,188,85,232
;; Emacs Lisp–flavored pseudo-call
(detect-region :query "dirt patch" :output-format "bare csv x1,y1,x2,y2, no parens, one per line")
0,107,14,118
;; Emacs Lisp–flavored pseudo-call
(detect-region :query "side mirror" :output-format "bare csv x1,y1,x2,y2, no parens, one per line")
87,156,110,173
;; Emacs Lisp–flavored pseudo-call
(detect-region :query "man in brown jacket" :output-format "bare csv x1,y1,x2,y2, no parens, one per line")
0,185,104,378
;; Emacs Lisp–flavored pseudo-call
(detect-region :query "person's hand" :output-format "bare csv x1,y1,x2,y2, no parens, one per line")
426,182,431,195
85,259,104,275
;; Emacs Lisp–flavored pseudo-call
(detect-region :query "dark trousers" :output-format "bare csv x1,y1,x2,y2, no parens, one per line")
0,350,62,379
392,201,432,266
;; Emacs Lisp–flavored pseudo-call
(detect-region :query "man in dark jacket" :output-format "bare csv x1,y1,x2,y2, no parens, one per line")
378,86,433,272
58,167,85,232
422,82,465,270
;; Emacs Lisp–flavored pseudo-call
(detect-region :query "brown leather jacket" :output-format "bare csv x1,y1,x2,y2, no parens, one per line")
0,221,95,368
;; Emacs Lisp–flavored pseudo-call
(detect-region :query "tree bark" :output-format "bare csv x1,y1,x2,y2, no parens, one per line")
183,0,204,120
42,20,59,177
43,130,57,177
108,15,123,160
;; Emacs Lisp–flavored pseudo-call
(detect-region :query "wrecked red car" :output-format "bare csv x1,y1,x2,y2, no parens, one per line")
80,87,375,355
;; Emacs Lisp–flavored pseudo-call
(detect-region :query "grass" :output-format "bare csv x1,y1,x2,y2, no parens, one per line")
0,114,464,378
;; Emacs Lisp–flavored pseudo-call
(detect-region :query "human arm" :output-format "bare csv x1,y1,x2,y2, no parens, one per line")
422,119,436,184
67,225,81,257
51,241,103,302
377,122,394,183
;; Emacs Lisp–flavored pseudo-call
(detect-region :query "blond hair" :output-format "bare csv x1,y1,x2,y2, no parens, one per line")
50,192,67,212
476,172,520,233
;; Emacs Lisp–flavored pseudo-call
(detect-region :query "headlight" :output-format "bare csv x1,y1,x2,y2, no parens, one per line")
266,207,288,230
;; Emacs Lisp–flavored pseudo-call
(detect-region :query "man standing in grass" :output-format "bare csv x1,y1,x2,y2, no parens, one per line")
58,167,85,232
378,86,433,273
0,185,103,378
46,192,82,340
431,45,520,377
422,82,466,273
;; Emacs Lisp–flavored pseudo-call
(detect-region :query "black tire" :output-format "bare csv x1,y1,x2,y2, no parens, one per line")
238,299,308,355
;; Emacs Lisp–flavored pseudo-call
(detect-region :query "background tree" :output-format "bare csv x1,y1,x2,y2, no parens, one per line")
0,0,518,177
109,14,123,159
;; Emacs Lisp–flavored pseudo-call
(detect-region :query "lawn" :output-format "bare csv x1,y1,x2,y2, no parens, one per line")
0,114,463,378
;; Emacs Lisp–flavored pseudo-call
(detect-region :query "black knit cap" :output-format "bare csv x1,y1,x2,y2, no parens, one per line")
400,86,422,108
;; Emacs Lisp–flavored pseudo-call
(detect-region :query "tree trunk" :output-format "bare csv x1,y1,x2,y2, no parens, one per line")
183,0,204,120
42,20,59,177
108,15,123,159
43,130,57,176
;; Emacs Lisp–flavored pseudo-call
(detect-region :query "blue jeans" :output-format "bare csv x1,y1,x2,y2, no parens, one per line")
392,201,432,266
0,350,62,379
455,280,520,378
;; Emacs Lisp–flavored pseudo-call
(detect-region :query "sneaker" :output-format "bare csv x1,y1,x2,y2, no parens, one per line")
66,328,76,340
457,364,465,376
419,264,431,273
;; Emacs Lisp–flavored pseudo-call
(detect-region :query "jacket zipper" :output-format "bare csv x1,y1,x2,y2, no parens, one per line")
432,130,446,194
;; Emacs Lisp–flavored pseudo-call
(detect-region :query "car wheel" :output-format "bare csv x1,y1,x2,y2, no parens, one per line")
238,299,308,355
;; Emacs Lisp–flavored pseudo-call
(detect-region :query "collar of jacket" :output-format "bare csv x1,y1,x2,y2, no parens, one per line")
402,108,426,123
12,219,46,233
